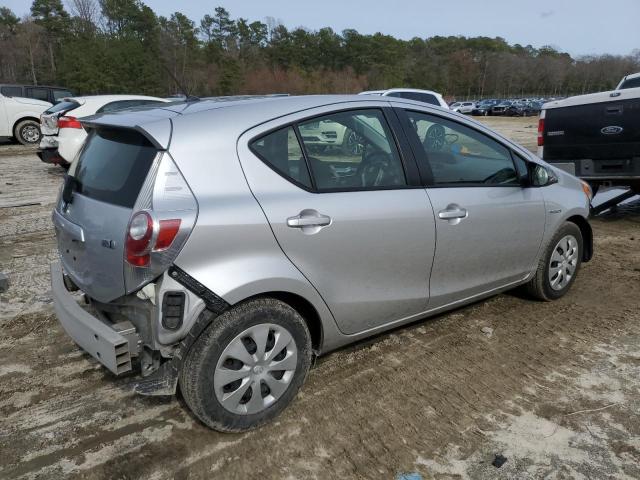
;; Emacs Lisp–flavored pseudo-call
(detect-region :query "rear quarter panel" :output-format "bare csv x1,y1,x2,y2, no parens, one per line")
168,110,340,351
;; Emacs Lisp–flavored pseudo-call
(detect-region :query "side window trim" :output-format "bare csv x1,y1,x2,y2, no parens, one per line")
384,107,422,187
394,107,522,188
292,123,317,191
248,126,315,193
393,107,434,186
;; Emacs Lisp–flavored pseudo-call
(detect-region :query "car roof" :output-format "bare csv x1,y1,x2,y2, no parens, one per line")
68,94,169,104
382,88,443,97
0,83,71,89
81,94,450,149
82,94,538,162
622,72,640,80
359,88,444,97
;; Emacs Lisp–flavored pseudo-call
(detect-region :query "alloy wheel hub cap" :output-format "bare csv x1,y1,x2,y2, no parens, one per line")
213,323,298,415
548,234,578,291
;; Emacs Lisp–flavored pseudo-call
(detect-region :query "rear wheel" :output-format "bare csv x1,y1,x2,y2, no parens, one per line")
179,298,312,432
14,119,41,145
524,222,583,301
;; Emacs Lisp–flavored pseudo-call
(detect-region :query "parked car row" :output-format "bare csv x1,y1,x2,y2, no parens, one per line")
451,98,548,117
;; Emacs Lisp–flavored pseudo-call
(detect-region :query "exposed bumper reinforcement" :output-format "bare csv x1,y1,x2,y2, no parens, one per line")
51,261,137,375
134,309,217,396
37,148,66,165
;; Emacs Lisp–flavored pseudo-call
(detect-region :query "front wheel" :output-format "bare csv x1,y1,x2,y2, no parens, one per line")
14,119,42,145
179,298,312,432
524,222,583,301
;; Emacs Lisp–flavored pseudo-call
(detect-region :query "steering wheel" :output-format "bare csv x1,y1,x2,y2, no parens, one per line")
357,151,397,187
483,167,516,184
424,124,446,151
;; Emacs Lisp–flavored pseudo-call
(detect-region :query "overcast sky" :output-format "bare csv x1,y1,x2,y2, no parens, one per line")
3,0,639,56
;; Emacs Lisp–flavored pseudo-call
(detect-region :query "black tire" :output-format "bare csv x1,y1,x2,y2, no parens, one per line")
179,298,312,432
14,119,41,145
524,222,583,301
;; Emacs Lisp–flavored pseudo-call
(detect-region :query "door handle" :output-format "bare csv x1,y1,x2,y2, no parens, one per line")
438,207,468,220
287,212,331,228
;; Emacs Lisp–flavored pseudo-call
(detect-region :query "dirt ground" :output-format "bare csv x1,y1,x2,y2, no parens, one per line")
1,117,639,480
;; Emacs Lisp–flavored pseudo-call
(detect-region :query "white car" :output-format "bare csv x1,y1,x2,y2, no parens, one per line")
449,101,476,114
0,94,52,145
359,88,448,109
38,95,169,166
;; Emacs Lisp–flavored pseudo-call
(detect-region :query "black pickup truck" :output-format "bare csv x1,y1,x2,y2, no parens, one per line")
538,73,640,200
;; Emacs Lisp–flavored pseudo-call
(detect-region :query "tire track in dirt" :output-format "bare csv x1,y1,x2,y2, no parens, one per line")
1,148,639,479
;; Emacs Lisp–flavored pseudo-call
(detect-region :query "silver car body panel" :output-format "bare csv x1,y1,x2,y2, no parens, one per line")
53,194,133,302
425,186,545,306
236,102,436,334
53,95,591,359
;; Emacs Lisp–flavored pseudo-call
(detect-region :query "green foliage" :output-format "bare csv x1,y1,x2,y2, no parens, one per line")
0,6,19,30
0,3,636,98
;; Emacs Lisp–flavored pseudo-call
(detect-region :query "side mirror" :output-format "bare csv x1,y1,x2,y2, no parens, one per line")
531,165,558,187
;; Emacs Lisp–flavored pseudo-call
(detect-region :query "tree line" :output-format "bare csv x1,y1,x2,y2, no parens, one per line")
1,0,638,100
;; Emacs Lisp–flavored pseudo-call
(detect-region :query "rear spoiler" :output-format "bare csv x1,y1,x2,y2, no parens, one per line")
80,113,173,150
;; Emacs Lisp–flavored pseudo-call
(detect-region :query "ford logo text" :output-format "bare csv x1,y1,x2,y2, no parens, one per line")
600,126,623,135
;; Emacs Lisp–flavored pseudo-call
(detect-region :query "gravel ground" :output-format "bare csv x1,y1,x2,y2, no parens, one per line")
0,117,639,479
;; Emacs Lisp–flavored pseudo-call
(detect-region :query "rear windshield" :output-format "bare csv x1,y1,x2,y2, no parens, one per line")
71,128,157,208
44,100,79,114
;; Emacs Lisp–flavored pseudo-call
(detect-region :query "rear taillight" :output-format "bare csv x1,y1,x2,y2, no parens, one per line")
537,118,545,146
125,211,182,267
58,116,82,129
155,219,181,251
126,211,154,266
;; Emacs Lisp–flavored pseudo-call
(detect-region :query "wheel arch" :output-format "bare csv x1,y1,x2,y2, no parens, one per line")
243,291,324,353
566,215,593,262
12,116,41,136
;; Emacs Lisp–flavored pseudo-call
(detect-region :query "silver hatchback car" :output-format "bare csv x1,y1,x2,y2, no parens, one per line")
51,96,593,432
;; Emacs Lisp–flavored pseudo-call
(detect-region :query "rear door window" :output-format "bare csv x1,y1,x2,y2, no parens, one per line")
297,109,407,190
25,87,49,101
1,86,23,97
70,128,157,208
250,126,312,189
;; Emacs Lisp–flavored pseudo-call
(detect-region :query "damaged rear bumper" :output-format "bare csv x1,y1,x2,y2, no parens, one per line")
51,261,139,375
37,147,67,165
